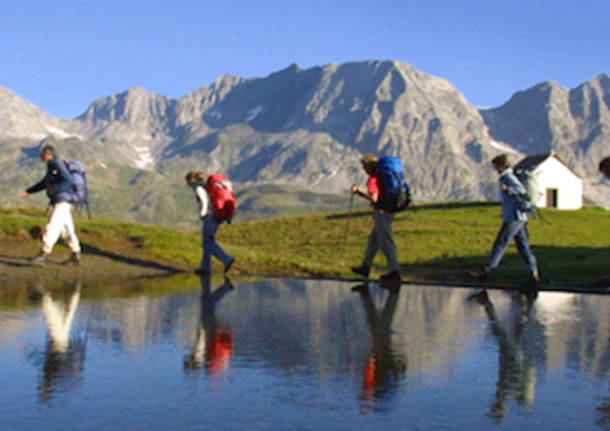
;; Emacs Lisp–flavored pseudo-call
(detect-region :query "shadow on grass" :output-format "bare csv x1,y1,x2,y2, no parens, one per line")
413,201,498,211
326,202,498,220
81,242,185,274
0,254,37,268
407,245,609,291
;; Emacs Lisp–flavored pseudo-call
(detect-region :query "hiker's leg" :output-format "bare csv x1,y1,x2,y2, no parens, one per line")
200,216,218,271
363,217,379,267
514,223,538,274
201,214,232,270
41,203,69,254
485,220,524,272
62,204,81,253
376,211,400,272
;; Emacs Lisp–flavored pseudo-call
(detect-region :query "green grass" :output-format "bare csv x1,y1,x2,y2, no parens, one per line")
1,203,608,287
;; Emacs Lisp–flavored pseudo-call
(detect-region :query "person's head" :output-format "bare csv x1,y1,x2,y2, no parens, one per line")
491,154,510,173
40,145,55,162
360,154,379,175
599,156,610,179
185,171,206,188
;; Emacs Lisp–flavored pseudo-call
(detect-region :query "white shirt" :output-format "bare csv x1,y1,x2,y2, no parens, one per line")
194,185,210,218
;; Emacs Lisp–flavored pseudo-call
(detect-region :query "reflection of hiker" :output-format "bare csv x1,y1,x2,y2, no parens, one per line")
352,283,407,405
471,154,540,284
468,289,537,420
351,154,401,282
184,275,234,374
19,144,81,265
600,156,610,179
29,281,86,403
185,172,235,275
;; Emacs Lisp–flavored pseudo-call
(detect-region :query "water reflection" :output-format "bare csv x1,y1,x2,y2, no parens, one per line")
0,278,608,430
352,283,407,410
27,280,86,403
184,275,235,375
468,289,538,419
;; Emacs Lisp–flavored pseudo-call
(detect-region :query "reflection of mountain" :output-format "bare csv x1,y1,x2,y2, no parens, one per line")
535,292,610,374
73,279,610,383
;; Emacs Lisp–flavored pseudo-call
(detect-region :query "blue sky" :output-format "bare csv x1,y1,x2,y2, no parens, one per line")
1,0,608,118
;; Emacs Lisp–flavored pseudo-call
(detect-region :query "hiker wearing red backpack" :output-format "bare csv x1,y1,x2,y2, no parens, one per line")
185,172,236,275
19,145,82,265
350,154,402,282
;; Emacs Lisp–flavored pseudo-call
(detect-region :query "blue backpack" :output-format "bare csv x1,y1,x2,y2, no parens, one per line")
376,156,411,212
64,159,91,218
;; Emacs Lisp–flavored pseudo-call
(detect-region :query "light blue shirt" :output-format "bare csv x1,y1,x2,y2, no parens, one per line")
499,168,527,222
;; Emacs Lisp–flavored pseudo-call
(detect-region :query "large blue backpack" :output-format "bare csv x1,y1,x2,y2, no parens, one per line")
376,156,411,212
64,159,91,218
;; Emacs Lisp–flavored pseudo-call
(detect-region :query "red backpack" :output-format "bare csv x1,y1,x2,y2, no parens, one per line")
206,174,238,221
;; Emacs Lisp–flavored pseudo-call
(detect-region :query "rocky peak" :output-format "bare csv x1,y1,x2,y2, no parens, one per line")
0,86,54,137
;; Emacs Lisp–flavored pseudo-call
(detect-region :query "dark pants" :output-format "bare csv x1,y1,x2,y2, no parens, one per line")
200,213,233,272
485,220,538,274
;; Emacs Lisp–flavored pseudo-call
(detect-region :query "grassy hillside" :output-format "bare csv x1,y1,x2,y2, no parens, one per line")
0,203,608,288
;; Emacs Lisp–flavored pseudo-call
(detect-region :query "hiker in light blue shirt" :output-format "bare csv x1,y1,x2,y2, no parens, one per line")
471,154,540,284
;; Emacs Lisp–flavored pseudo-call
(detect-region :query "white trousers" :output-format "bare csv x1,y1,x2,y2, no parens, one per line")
42,202,81,254
42,287,81,353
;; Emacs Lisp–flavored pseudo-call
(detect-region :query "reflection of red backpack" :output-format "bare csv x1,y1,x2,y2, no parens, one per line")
206,174,238,221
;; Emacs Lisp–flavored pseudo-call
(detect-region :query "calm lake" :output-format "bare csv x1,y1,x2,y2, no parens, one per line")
0,276,608,430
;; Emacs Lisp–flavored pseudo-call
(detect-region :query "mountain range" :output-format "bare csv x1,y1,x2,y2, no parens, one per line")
1,60,608,229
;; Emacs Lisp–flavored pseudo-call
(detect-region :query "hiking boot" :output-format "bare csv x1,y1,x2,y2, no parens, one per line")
380,271,401,282
30,252,48,266
64,251,81,265
195,268,211,276
530,269,541,284
351,265,370,278
351,284,370,295
224,258,235,274
467,289,489,305
224,276,234,289
470,268,489,282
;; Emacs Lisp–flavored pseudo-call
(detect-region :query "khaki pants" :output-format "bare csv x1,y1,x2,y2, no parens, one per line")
362,210,400,272
42,202,81,254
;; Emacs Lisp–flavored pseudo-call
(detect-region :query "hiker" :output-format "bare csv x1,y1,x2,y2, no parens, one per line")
19,145,81,265
27,280,86,402
600,156,610,179
350,154,401,282
185,172,235,275
467,289,537,418
352,283,406,405
184,275,234,374
471,154,540,284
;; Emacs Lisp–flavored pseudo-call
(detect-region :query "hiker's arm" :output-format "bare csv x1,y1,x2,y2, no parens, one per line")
503,176,525,196
195,185,209,218
351,186,378,203
23,178,47,196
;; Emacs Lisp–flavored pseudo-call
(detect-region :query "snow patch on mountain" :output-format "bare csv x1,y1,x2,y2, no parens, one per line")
133,145,154,169
246,106,263,122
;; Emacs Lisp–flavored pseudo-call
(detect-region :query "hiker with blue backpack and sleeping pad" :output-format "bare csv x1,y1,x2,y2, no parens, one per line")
186,171,236,276
350,154,410,282
19,144,82,265
470,154,540,285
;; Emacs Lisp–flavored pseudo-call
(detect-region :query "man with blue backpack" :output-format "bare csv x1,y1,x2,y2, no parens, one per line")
350,154,410,282
19,145,82,265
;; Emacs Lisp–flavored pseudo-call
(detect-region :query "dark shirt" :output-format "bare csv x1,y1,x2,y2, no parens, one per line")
26,157,74,204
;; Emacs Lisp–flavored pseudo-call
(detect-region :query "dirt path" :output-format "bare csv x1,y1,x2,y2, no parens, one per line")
0,239,185,285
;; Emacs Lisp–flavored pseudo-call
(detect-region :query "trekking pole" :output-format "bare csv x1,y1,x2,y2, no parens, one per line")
343,186,355,247
537,208,549,225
